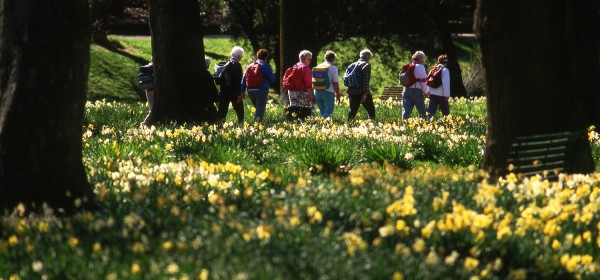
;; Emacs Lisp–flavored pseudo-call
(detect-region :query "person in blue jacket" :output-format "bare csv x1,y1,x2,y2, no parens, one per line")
241,49,277,121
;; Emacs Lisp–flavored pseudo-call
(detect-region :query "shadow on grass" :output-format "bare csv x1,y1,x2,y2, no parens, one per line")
205,51,229,62
98,38,150,66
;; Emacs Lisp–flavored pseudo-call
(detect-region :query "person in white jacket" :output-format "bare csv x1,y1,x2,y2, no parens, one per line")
427,54,451,117
402,51,429,119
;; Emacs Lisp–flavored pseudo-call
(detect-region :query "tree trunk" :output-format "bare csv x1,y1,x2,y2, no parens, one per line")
475,0,598,176
435,2,468,98
144,0,217,125
279,0,324,92
0,0,94,214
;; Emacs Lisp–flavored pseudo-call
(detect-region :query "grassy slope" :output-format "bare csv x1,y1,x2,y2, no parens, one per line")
88,36,479,103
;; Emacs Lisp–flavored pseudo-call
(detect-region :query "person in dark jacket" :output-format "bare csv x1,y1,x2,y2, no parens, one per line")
217,46,245,123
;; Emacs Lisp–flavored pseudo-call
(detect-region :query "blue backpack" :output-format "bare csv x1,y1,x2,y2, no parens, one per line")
139,62,154,89
343,61,363,87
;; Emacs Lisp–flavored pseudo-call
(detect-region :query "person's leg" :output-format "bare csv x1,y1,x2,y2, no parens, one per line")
231,94,245,123
362,94,376,120
315,91,326,118
440,97,450,116
323,91,335,118
253,90,268,120
427,95,440,118
146,90,154,112
217,93,230,121
248,90,258,107
402,90,414,120
347,94,361,120
413,89,426,119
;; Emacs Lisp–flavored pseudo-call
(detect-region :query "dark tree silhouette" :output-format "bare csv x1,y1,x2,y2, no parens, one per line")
475,0,599,175
143,0,218,125
0,0,94,214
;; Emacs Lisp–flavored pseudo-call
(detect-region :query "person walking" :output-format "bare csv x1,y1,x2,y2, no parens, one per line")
241,49,277,121
401,51,429,119
313,50,341,119
284,50,315,120
217,46,245,123
346,49,375,120
427,54,451,117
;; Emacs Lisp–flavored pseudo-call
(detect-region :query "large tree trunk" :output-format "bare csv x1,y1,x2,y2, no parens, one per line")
475,0,598,175
144,0,217,125
0,0,94,214
435,2,467,98
279,0,324,92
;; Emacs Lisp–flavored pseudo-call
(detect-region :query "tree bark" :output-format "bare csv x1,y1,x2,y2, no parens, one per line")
0,0,94,214
475,0,598,176
435,2,468,98
144,0,217,125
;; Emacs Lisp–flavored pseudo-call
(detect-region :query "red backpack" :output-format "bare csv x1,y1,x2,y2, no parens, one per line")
282,65,304,91
245,62,263,89
399,63,417,87
426,66,443,88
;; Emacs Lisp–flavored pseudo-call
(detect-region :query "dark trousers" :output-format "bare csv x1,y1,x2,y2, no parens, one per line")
348,94,375,120
217,92,244,123
427,94,450,117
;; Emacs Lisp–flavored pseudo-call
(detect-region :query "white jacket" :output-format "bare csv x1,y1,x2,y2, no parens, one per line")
429,64,450,97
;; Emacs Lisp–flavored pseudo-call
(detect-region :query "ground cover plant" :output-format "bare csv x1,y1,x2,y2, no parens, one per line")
2,97,600,279
2,38,600,279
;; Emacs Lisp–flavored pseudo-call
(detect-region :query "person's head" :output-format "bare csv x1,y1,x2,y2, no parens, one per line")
412,51,426,64
324,50,336,63
231,46,244,60
360,49,373,61
257,49,269,61
437,54,448,65
205,57,211,69
299,50,312,65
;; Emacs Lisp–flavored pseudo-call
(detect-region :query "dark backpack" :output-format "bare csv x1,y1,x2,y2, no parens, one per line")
343,61,363,87
399,63,417,87
245,62,263,89
213,61,230,86
426,66,443,88
139,62,154,89
282,65,304,91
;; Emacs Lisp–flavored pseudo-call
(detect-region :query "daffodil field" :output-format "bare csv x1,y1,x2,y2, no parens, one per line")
2,97,600,279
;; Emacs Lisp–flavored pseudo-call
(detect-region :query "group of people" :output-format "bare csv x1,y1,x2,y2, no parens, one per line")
213,47,451,122
141,47,452,123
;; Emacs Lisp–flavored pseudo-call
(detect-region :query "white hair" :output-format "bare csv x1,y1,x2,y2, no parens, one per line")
230,46,244,59
360,49,373,60
299,50,312,61
412,51,426,61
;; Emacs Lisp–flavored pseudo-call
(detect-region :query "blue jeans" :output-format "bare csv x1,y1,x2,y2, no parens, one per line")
248,89,268,120
315,90,335,118
402,87,426,119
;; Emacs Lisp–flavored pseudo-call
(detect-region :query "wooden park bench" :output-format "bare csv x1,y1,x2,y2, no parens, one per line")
506,130,589,179
380,86,403,100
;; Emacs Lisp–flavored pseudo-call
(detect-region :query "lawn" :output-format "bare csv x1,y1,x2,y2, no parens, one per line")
1,38,600,279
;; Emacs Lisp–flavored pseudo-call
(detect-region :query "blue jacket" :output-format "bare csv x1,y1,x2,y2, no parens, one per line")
240,59,276,92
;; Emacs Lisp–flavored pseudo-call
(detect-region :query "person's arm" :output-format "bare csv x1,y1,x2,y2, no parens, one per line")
362,63,371,96
263,62,277,84
442,67,451,98
416,64,429,93
239,66,247,103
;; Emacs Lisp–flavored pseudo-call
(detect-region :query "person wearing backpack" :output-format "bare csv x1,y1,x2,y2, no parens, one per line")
401,51,429,120
312,50,341,119
217,46,245,123
346,49,376,120
283,50,315,120
427,54,451,118
241,49,276,121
